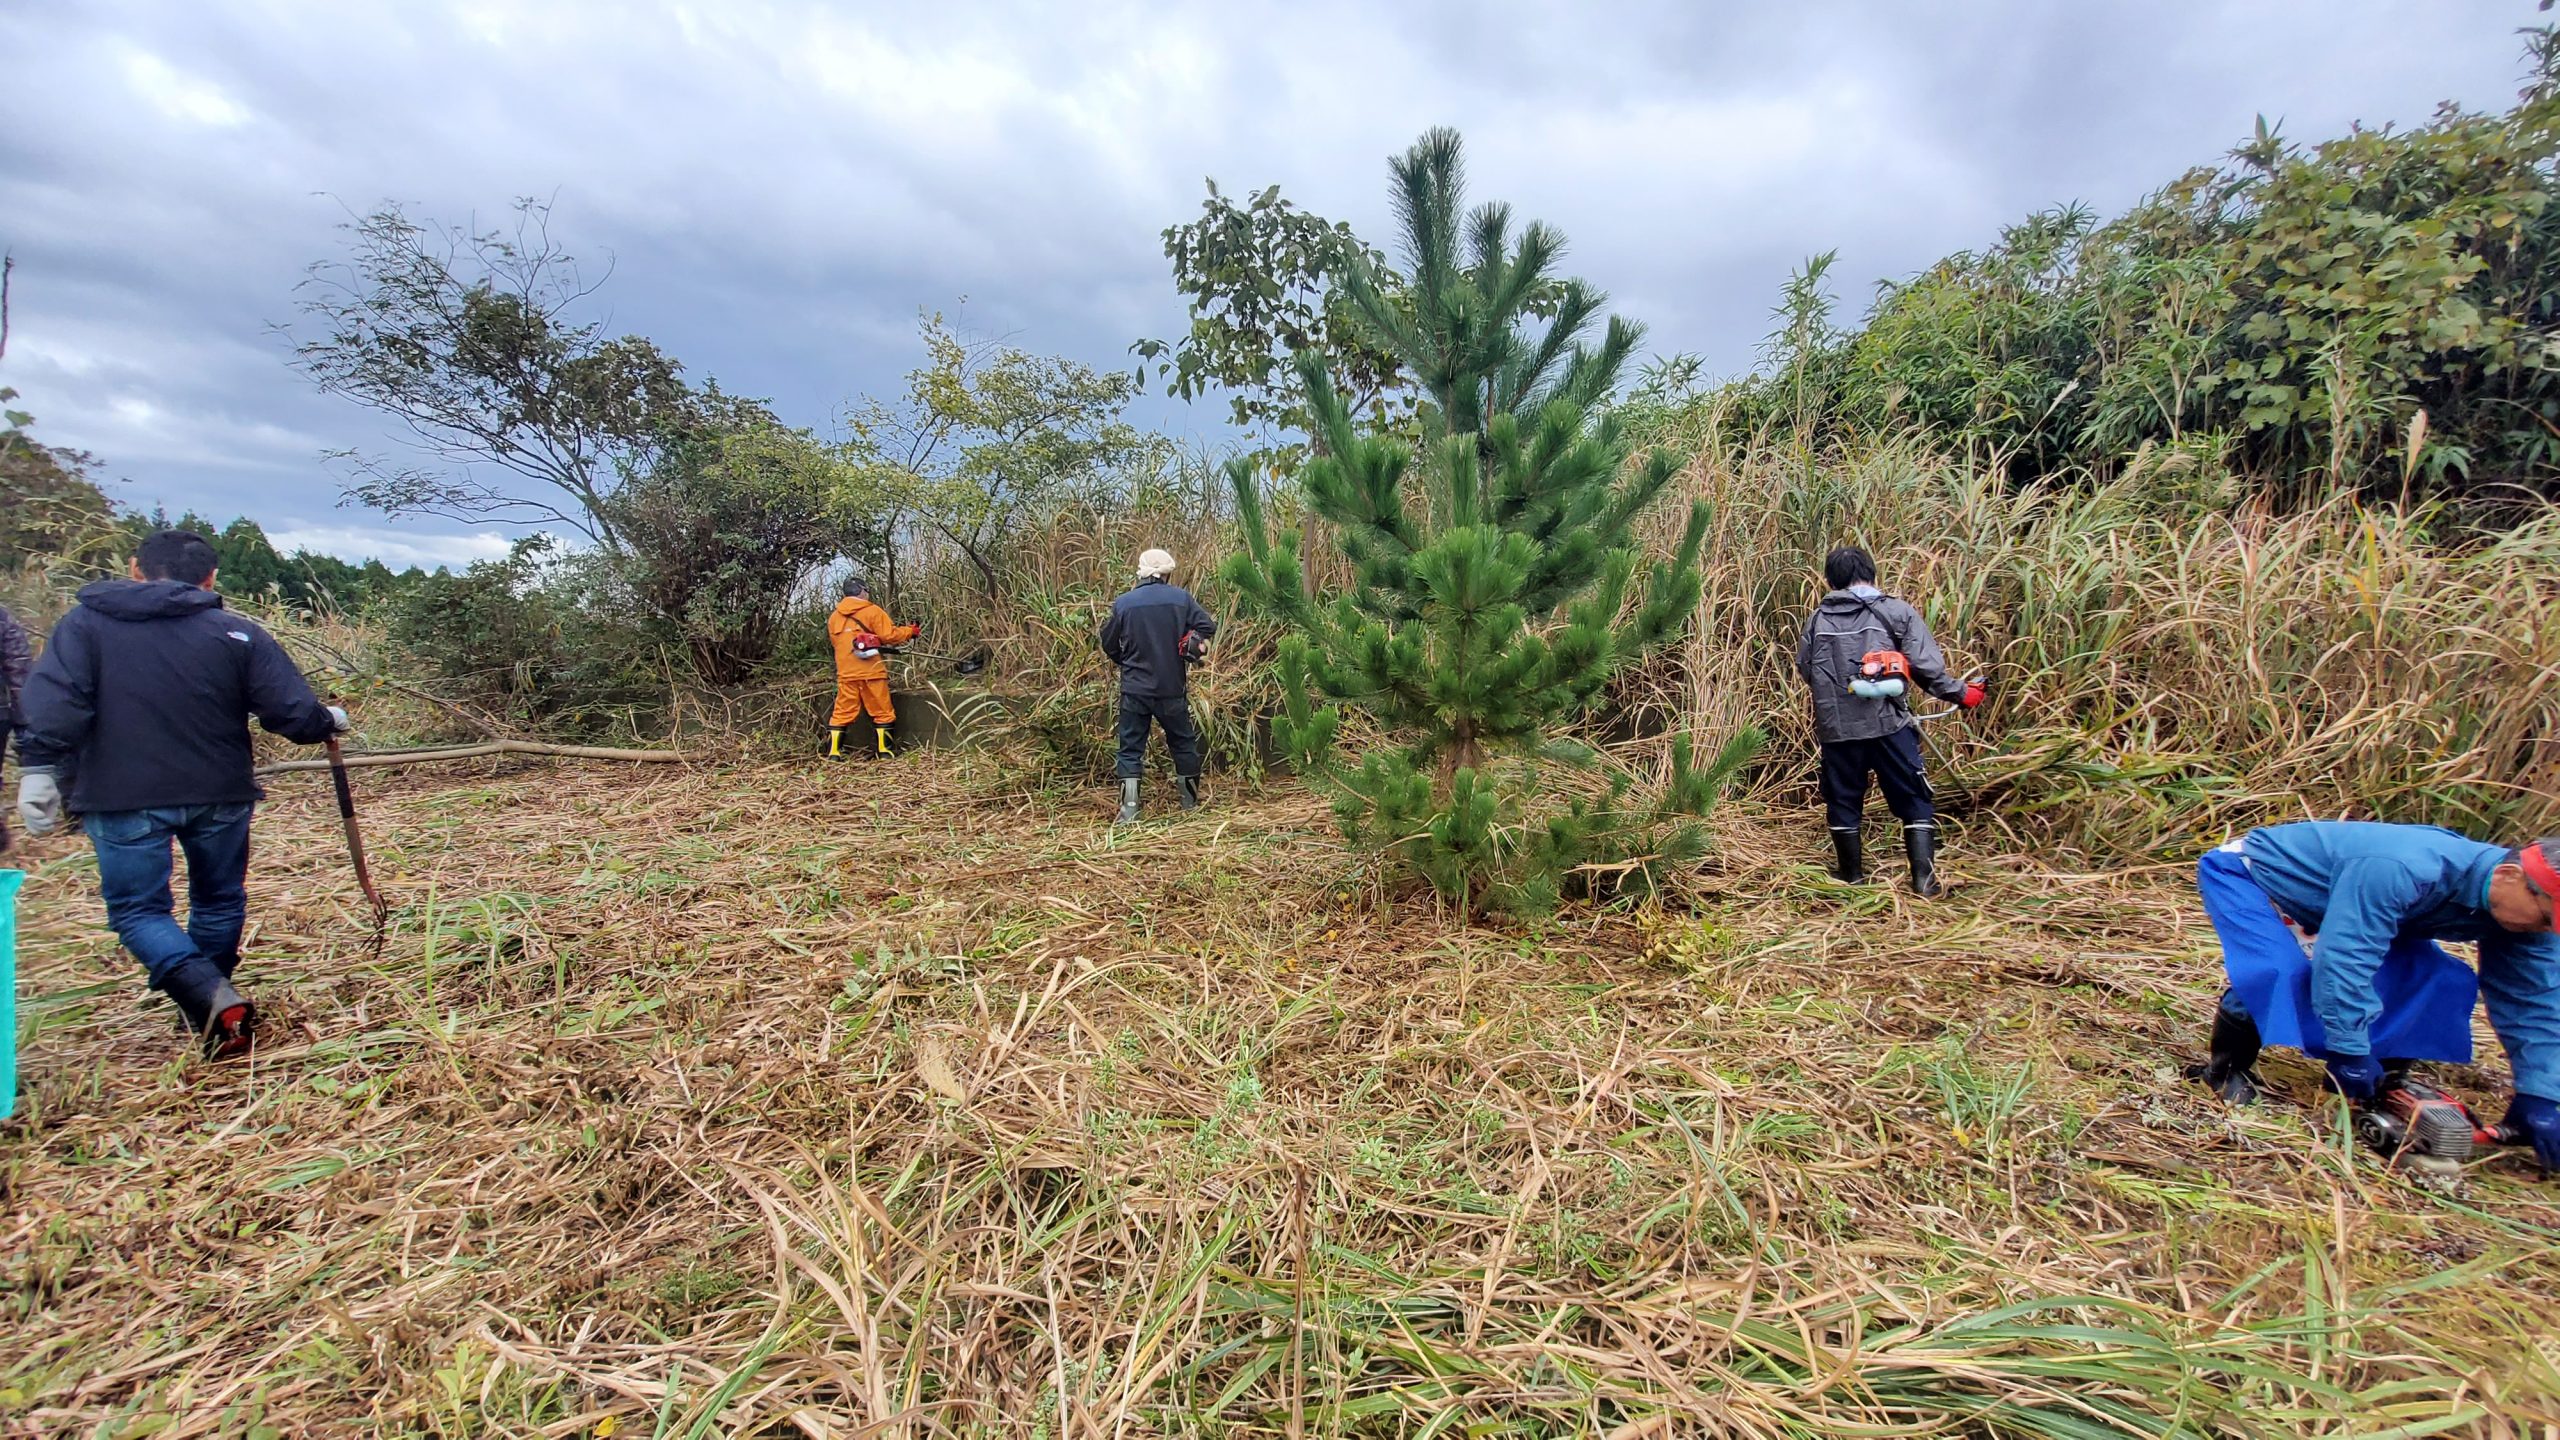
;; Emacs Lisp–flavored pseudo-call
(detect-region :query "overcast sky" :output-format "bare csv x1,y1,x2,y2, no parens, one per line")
0,1,2539,569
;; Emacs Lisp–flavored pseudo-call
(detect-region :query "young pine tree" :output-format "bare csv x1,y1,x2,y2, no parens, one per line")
1222,129,1763,914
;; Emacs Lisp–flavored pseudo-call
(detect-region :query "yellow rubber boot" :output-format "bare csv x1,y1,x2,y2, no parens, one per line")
874,725,893,758
828,727,843,758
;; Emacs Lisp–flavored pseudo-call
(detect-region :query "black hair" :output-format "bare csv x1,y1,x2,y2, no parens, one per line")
137,529,220,586
840,577,869,598
1823,546,1876,591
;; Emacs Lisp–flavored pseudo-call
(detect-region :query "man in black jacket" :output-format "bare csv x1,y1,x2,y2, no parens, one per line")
16,529,347,1057
1099,547,1217,823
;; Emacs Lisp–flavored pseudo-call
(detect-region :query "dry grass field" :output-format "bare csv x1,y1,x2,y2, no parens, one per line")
4,750,2557,1436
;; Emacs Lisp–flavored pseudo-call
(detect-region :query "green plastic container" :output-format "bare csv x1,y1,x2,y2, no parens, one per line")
0,869,18,1120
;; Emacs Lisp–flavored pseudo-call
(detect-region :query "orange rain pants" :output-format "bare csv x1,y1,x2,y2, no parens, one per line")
832,676,894,727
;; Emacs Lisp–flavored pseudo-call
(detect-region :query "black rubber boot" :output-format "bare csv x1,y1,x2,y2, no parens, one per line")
163,960,256,1061
1904,823,1941,898
1115,779,1141,825
2196,995,2265,1106
1176,775,1202,812
1830,829,1865,883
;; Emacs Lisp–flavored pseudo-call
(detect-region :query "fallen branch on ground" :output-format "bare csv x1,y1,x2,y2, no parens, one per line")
256,739,710,776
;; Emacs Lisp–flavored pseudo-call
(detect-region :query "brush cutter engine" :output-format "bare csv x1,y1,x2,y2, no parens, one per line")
1850,649,1911,699
851,632,883,661
2355,1076,2525,1174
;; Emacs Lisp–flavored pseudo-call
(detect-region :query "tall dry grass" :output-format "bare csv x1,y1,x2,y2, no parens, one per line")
1647,419,2560,860
891,423,2560,856
890,494,1292,782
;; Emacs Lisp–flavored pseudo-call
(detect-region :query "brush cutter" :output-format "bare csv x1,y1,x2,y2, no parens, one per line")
2355,1076,2528,1176
879,645,991,675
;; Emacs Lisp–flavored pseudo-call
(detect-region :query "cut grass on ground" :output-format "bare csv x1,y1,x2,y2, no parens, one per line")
3,752,2557,1437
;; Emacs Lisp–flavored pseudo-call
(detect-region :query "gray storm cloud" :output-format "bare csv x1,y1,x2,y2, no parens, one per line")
0,0,2533,564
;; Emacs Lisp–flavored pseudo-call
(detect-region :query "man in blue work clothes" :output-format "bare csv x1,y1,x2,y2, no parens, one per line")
1099,546,1217,824
2192,820,2560,1174
15,529,347,1059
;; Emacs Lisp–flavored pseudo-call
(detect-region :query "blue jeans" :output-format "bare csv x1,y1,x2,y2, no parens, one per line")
83,803,256,989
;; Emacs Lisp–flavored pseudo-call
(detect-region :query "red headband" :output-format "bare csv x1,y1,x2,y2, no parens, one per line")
2522,843,2560,927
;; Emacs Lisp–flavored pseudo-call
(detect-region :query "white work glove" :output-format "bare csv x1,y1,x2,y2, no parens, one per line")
326,705,351,733
18,768,63,838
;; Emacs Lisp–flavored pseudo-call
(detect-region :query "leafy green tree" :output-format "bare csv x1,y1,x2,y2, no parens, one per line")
210,518,286,597
290,554,431,612
285,198,699,544
2191,95,2558,500
1132,180,1410,470
1224,129,1763,915
609,392,878,683
0,388,123,567
386,536,660,734
1725,28,2560,513
276,549,367,610
845,313,1162,603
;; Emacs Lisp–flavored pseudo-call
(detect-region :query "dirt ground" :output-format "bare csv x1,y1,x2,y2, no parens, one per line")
3,750,2556,1437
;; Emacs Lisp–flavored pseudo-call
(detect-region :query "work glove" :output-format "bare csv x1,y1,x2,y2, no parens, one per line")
326,705,351,733
2503,1093,2560,1173
2324,1053,2386,1104
17,768,62,839
1960,681,1987,709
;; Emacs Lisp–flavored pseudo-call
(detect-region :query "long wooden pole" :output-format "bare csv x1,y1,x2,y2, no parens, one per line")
259,739,705,777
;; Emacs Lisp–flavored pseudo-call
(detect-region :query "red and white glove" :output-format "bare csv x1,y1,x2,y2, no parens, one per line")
1960,681,1986,709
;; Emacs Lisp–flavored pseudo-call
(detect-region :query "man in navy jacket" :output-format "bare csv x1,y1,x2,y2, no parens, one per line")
1098,547,1216,823
2194,820,2560,1174
16,529,347,1058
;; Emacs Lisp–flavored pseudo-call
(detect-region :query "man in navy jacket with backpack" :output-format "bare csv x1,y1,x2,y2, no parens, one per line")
15,529,347,1058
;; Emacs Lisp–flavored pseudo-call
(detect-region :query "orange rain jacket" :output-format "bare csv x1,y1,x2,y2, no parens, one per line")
827,595,918,682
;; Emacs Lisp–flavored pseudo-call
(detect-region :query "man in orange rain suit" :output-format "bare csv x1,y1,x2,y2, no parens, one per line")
826,578,919,759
